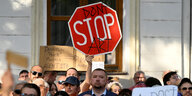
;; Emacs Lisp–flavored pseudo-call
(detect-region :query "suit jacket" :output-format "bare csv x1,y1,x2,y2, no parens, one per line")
78,89,117,96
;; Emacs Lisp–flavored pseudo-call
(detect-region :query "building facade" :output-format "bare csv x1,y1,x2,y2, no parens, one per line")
0,0,191,87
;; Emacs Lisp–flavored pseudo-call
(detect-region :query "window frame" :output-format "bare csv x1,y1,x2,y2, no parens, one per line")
47,0,123,72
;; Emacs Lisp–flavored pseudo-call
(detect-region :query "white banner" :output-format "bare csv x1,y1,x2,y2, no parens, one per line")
132,85,178,96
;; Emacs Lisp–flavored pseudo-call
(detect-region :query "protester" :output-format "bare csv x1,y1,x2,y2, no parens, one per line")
18,70,29,81
1,69,14,96
28,65,43,83
43,71,57,84
145,77,162,87
129,71,146,90
21,83,41,96
163,71,182,96
12,81,27,96
64,76,80,96
107,81,123,95
33,78,49,96
56,75,66,91
178,78,192,96
49,83,58,96
118,89,132,96
78,68,117,96
163,71,181,86
65,55,94,93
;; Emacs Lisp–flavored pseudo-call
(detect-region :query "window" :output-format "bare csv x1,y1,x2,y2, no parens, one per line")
47,0,123,72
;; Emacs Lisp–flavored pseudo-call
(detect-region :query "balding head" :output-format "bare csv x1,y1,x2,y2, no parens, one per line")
28,65,43,83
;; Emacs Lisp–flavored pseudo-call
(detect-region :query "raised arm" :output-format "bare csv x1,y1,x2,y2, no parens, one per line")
2,69,14,96
80,55,94,93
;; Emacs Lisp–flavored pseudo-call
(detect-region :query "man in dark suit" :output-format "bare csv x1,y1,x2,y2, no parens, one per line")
78,68,117,96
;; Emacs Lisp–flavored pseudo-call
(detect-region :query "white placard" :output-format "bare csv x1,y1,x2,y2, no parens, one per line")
92,62,104,71
132,85,178,96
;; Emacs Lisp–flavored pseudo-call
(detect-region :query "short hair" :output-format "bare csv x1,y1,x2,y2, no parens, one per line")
21,83,41,96
66,67,79,77
178,78,192,90
163,71,177,85
33,78,49,89
19,70,28,76
107,81,123,91
92,68,107,77
119,89,132,96
145,77,162,87
134,71,145,78
14,81,27,90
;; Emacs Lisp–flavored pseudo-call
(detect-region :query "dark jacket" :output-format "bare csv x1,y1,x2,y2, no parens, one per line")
78,89,117,96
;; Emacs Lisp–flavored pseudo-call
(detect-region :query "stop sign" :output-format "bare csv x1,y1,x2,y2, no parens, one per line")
68,2,122,55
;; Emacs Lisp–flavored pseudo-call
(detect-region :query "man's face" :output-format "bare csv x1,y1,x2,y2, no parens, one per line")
56,76,66,91
21,87,38,96
29,66,43,82
134,73,145,84
111,85,121,95
90,70,107,89
19,73,28,81
180,82,192,96
167,74,181,85
66,69,78,78
48,72,57,83
64,83,79,95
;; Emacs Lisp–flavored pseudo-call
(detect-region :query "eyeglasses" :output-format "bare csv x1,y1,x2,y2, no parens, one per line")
14,89,21,94
58,81,65,85
31,71,42,77
171,75,180,79
21,93,36,96
182,87,192,90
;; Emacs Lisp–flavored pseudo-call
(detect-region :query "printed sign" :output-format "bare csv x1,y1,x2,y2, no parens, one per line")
132,85,178,96
68,2,122,55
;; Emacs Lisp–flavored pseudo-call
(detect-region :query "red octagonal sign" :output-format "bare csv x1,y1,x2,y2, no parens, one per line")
68,2,122,55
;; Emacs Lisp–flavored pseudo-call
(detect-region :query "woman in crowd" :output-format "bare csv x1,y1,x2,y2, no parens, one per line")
49,83,58,96
107,81,123,95
178,78,192,96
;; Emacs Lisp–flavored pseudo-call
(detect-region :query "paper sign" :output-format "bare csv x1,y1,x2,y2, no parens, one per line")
92,62,105,71
6,50,28,68
39,45,105,71
132,85,178,96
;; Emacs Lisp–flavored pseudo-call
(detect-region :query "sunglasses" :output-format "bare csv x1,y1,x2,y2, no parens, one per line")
182,87,192,90
14,89,21,94
32,71,42,77
58,81,65,85
21,93,36,96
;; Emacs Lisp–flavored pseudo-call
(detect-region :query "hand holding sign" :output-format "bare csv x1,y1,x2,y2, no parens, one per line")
85,55,94,64
2,50,28,96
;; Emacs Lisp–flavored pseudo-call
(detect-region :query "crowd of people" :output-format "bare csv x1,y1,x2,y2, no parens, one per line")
0,55,192,96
